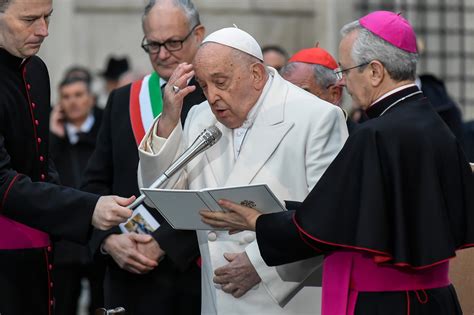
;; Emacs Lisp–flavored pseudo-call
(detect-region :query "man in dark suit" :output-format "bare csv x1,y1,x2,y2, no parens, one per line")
81,0,206,314
49,76,105,315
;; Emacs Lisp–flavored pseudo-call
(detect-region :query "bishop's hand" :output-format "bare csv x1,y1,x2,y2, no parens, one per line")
200,199,262,232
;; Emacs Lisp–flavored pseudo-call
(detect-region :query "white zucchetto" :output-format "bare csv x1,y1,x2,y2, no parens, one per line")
202,27,263,61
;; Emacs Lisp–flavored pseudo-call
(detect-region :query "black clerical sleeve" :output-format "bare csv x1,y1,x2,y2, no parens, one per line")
0,131,98,243
293,99,474,268
256,210,323,266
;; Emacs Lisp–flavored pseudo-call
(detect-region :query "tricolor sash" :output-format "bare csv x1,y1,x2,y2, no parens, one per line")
129,72,163,145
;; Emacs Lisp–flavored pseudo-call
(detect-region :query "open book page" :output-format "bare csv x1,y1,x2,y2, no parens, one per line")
141,184,286,230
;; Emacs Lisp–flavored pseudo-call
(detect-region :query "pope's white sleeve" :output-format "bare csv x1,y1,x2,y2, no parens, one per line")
137,117,187,190
305,105,348,189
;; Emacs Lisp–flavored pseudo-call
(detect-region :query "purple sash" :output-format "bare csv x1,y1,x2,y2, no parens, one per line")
322,251,450,315
0,215,50,249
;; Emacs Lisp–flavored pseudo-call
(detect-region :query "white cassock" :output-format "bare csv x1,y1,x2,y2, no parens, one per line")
138,68,348,314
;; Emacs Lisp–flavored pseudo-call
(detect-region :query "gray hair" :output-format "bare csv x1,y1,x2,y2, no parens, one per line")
340,20,418,81
142,0,200,30
280,62,338,89
0,0,11,12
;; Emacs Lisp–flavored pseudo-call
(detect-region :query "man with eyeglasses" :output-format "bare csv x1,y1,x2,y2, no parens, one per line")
81,0,206,314
280,46,356,133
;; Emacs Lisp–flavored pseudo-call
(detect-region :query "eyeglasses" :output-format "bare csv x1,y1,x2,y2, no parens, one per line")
334,62,369,80
141,25,199,54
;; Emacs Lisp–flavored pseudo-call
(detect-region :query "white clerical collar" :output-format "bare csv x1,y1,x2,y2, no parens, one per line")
66,113,95,145
232,71,274,159
370,83,417,108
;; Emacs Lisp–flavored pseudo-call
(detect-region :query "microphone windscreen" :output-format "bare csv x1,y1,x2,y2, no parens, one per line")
204,126,222,145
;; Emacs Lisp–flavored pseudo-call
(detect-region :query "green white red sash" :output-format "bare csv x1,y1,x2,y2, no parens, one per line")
129,72,163,145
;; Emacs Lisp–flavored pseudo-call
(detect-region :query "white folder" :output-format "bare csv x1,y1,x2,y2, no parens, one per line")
141,183,286,230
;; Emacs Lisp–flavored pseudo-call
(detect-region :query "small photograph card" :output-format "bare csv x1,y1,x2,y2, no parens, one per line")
120,204,160,234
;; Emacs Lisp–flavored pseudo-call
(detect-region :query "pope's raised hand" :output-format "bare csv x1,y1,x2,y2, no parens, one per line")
158,63,196,138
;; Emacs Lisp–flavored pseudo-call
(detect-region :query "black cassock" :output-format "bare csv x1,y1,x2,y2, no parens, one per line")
0,49,99,315
256,85,474,314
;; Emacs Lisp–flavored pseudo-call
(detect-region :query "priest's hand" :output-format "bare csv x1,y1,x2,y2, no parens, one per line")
200,199,262,232
213,252,261,298
158,62,196,139
103,233,159,274
92,196,134,230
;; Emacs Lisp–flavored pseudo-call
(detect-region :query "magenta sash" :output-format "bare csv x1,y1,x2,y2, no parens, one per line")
0,215,50,249
322,251,450,315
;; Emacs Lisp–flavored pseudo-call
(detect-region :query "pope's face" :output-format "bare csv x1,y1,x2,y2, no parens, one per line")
194,44,262,129
0,0,52,58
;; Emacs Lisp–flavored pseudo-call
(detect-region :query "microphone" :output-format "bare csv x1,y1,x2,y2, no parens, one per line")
129,126,222,209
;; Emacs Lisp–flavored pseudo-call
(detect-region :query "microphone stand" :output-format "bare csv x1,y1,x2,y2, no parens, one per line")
128,173,168,210
128,126,222,210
